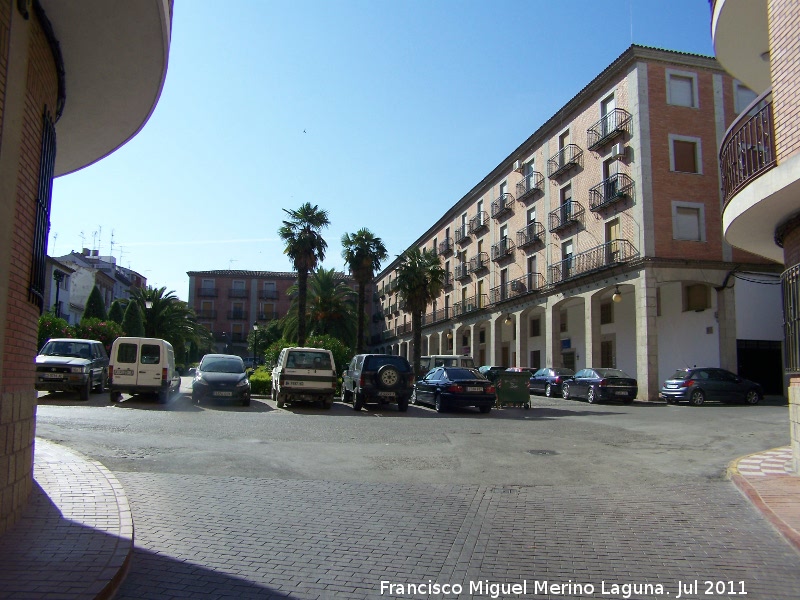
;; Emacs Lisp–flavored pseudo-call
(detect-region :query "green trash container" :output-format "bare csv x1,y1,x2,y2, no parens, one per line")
495,370,531,409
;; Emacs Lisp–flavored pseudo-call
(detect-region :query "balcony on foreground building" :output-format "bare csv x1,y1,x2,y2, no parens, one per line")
516,171,544,202
547,144,584,179
589,173,635,211
548,239,639,285
587,108,632,151
489,272,547,304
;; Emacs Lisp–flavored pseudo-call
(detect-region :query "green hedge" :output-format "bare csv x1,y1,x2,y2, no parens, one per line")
249,367,272,395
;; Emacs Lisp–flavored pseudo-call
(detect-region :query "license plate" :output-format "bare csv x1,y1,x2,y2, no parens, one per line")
284,381,304,386
41,373,63,379
615,391,629,396
378,391,395,397
666,384,677,389
467,387,483,393
213,391,233,397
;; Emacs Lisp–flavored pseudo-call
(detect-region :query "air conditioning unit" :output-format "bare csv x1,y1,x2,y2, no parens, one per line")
513,160,522,172
510,280,524,292
611,142,626,159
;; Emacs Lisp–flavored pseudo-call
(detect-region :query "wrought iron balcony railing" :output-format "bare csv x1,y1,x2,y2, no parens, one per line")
548,200,585,232
438,237,454,255
468,211,489,235
454,224,468,245
226,311,248,321
197,287,218,298
489,273,546,304
195,309,217,320
589,173,635,211
516,171,544,202
468,252,489,273
490,194,514,219
453,294,489,317
719,89,776,207
490,238,515,261
547,144,584,179
442,271,453,288
397,322,412,336
422,307,450,327
390,302,399,314
548,239,639,285
258,289,278,300
381,329,397,341
454,263,471,280
516,221,545,248
587,108,633,150
228,289,249,298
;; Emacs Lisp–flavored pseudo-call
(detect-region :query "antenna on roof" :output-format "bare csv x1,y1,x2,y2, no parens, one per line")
109,229,115,258
51,231,57,256
229,259,238,269
629,0,633,44
97,226,102,255
79,231,85,249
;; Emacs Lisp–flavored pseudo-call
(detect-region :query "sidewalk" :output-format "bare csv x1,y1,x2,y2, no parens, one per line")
0,438,133,600
729,446,800,553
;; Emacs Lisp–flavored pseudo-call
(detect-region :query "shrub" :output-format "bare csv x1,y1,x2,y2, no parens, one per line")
74,318,124,355
82,286,108,321
249,367,272,395
37,313,74,351
108,300,125,324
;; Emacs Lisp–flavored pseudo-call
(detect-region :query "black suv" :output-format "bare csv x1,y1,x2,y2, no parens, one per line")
341,354,415,411
35,338,109,400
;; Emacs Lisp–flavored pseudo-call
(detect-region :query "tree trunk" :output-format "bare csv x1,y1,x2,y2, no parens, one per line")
412,310,423,377
356,283,366,354
297,268,308,346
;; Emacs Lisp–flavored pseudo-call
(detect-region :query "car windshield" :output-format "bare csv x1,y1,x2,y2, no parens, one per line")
201,358,244,374
594,368,631,378
445,367,484,380
669,370,691,380
286,351,331,370
40,341,92,359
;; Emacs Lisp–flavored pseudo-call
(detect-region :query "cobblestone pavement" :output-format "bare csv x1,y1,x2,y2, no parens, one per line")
114,472,800,600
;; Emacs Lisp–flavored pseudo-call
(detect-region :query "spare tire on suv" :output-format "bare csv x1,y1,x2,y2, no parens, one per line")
341,354,414,412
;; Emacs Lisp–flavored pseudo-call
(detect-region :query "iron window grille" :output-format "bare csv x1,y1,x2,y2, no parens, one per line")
30,110,57,312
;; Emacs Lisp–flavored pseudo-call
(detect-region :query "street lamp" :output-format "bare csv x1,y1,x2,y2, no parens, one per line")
52,270,64,318
252,322,259,368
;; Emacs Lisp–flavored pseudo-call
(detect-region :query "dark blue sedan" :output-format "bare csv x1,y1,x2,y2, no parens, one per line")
413,367,496,413
561,368,638,404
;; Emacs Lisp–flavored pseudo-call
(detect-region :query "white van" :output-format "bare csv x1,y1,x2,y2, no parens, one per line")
419,355,476,374
108,337,181,403
271,347,337,409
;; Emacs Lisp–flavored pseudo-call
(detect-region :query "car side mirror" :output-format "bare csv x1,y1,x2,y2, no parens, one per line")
188,367,196,376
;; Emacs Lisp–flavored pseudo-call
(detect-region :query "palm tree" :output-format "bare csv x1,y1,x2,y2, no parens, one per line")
282,268,357,347
341,228,388,353
277,203,330,346
130,286,213,361
395,247,446,377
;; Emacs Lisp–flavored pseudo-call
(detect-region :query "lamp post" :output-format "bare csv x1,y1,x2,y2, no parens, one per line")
252,322,259,368
53,270,64,317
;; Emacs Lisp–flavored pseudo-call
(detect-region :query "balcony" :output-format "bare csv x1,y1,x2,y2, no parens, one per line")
422,307,450,327
454,263,471,281
490,194,514,219
489,273,546,304
227,311,248,321
195,309,217,320
547,144,583,179
490,238,515,262
197,287,218,298
587,108,632,151
390,302,399,314
228,289,249,299
442,271,453,288
454,224,468,245
548,239,639,285
453,294,489,318
719,90,776,207
257,311,279,321
589,173,635,211
548,201,585,232
516,221,545,248
396,322,412,336
258,289,278,300
468,252,489,274
381,329,397,341
438,238,454,255
468,211,489,235
516,171,544,202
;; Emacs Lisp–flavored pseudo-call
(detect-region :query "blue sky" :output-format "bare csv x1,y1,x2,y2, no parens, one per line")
50,0,716,301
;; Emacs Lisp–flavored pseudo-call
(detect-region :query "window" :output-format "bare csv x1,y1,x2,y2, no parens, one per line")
684,284,710,311
672,201,705,242
600,301,614,325
141,344,161,365
734,81,758,114
530,317,541,337
116,343,137,363
600,340,614,368
30,110,57,312
670,136,701,174
600,93,616,135
527,207,536,224
560,310,568,333
666,70,698,108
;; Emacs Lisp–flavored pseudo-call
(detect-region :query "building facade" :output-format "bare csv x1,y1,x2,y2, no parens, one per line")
711,0,800,469
0,0,172,534
371,45,783,401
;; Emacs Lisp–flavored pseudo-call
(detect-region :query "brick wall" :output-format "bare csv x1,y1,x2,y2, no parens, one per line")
0,7,59,535
770,0,800,164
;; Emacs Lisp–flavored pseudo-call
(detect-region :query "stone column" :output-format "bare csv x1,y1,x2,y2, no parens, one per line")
635,273,659,400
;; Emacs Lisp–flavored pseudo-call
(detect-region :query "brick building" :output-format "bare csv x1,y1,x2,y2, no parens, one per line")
711,0,800,470
371,45,784,401
0,1,172,534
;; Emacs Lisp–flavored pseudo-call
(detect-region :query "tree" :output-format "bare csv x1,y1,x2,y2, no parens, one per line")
37,312,73,350
74,318,124,354
341,228,388,353
277,203,330,346
108,300,125,324
395,247,446,377
282,268,357,347
82,285,107,322
122,300,145,337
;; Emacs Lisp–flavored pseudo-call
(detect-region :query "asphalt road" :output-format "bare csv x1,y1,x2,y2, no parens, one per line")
35,380,800,599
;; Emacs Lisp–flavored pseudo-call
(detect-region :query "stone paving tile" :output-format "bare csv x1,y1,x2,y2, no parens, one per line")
114,472,800,600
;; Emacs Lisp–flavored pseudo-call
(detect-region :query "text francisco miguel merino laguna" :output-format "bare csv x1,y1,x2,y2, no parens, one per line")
380,579,747,598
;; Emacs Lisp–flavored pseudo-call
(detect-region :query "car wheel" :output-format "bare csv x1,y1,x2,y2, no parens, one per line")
745,389,761,405
109,391,122,403
689,389,705,406
322,398,332,409
276,393,285,408
157,389,169,404
376,364,401,390
410,389,417,405
397,398,408,412
479,405,491,414
341,387,352,403
545,383,552,397
354,392,364,411
94,371,107,392
242,397,251,407
271,385,276,402
587,387,598,404
79,378,91,401
435,395,445,413
561,383,570,400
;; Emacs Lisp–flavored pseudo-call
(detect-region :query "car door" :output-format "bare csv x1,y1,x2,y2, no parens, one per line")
416,368,440,405
531,369,546,394
571,369,591,399
713,368,745,401
137,342,164,389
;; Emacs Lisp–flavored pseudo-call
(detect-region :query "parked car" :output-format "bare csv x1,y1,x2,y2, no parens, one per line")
35,338,109,401
192,354,251,406
413,366,496,413
660,367,763,406
478,365,506,383
108,336,181,403
529,367,575,397
418,355,476,375
561,368,638,404
271,347,337,409
341,354,415,411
